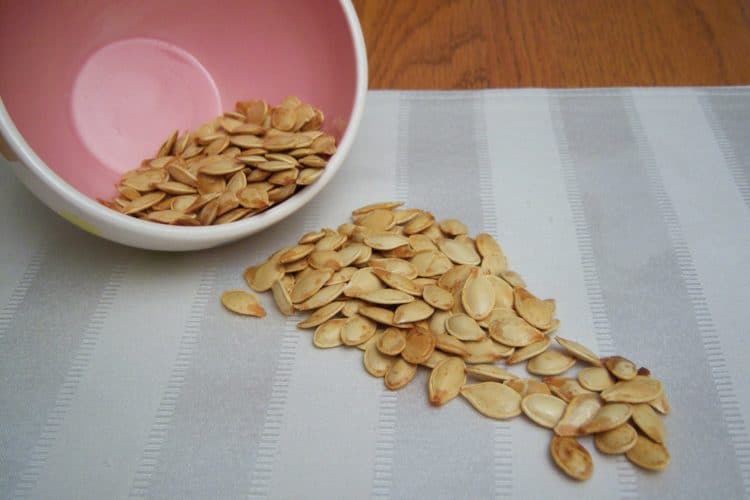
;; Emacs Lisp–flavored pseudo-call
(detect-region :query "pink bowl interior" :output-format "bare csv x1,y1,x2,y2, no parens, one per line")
0,0,358,200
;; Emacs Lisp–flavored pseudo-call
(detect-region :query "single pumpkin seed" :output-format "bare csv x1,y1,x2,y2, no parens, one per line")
401,328,437,364
527,350,577,376
580,403,632,434
460,382,522,419
393,300,434,324
313,319,346,348
428,357,466,405
604,355,638,380
422,284,454,310
271,280,294,315
555,337,602,367
630,403,667,444
506,337,552,365
600,376,664,403
364,343,396,377
514,287,555,330
465,364,518,382
488,317,544,347
434,333,470,356
438,238,481,265
626,435,670,471
550,436,593,481
554,394,602,437
377,327,407,355
521,393,567,428
445,314,486,341
461,271,495,320
578,367,615,392
341,315,377,346
372,268,421,296
462,337,513,364
594,423,639,455
384,358,417,390
296,301,345,329
221,290,266,317
290,269,333,303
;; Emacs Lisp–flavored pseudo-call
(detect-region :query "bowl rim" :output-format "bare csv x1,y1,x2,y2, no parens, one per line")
0,0,367,245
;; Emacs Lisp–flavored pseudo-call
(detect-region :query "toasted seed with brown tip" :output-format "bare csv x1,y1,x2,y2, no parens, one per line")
221,290,266,317
578,367,615,392
475,233,504,258
554,394,602,437
428,357,466,406
527,350,576,376
377,327,408,355
626,435,670,471
522,394,567,428
364,342,396,377
595,423,639,455
550,436,593,481
460,382,522,419
488,317,544,347
384,358,417,390
580,403,632,434
600,376,664,403
401,328,437,364
604,355,638,380
631,403,666,444
514,287,555,330
313,319,345,348
555,337,602,367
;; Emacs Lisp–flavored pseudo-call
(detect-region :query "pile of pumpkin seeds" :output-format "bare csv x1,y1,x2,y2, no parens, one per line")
221,202,671,481
99,96,336,225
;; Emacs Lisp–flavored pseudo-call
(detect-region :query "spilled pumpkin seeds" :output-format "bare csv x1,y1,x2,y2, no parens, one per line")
100,96,336,225
221,203,671,481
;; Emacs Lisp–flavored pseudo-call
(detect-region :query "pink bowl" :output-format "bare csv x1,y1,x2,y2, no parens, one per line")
0,0,367,250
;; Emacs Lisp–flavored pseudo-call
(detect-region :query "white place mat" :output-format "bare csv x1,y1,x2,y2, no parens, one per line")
1,88,749,500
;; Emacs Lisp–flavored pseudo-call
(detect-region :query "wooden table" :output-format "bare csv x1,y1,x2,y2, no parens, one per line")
352,0,750,88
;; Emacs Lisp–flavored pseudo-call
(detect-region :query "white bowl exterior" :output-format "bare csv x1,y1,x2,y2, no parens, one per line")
0,0,367,252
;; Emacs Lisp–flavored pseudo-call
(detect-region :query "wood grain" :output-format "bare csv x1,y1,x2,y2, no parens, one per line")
352,0,750,88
